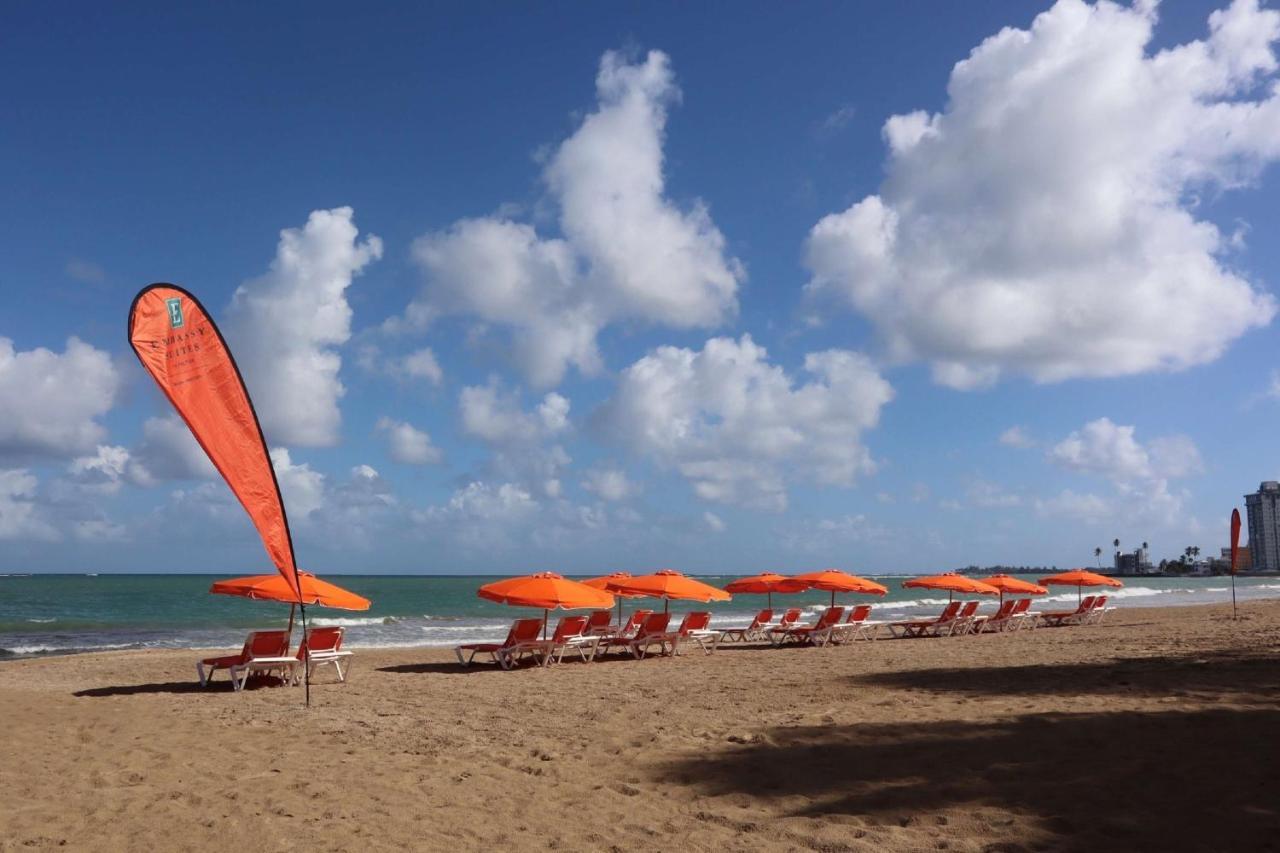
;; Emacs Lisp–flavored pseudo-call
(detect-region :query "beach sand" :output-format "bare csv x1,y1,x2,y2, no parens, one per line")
2,601,1278,852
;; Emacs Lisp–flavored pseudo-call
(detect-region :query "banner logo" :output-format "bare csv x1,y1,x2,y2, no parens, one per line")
166,297,185,328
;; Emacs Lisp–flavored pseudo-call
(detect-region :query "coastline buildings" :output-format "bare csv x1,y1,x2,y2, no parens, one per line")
1114,547,1154,575
1245,481,1280,572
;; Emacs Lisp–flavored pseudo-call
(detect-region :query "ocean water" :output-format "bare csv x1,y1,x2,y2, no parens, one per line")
2,573,1278,658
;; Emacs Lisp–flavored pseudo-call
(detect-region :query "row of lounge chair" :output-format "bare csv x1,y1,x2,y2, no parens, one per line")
197,626,352,690
454,596,1116,669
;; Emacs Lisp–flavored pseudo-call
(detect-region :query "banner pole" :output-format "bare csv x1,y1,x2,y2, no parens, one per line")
300,602,310,708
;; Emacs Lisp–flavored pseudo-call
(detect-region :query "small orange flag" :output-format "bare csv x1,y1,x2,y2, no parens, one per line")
128,283,301,600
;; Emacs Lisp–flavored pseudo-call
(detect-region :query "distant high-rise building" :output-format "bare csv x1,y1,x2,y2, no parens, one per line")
1245,482,1280,571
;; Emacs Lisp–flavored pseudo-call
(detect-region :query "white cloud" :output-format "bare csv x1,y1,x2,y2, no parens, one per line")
1036,489,1112,523
126,415,217,485
581,467,636,501
596,335,893,510
966,480,1022,508
376,417,442,465
67,445,130,494
703,511,726,532
1047,417,1202,525
999,426,1036,449
65,259,105,285
229,207,383,446
805,0,1279,389
269,448,326,519
405,49,743,387
0,337,120,460
0,469,58,541
397,348,443,386
459,381,573,500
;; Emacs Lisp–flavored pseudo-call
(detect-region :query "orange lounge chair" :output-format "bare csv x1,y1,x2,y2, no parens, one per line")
455,618,544,669
720,609,774,643
604,609,653,639
831,604,877,643
197,630,292,689
935,600,980,636
297,626,353,683
769,606,846,647
1085,595,1112,625
670,611,723,655
583,609,614,636
1037,595,1097,627
538,615,600,665
974,599,1017,633
598,612,672,659
886,601,962,638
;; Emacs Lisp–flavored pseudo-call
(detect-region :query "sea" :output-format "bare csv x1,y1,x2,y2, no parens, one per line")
2,573,1278,659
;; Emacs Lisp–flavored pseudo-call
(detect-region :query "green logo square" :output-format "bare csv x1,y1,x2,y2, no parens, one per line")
166,297,184,328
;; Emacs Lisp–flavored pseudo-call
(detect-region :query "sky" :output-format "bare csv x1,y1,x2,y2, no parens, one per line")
2,0,1279,575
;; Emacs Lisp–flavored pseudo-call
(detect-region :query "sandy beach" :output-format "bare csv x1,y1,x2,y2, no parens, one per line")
2,601,1278,852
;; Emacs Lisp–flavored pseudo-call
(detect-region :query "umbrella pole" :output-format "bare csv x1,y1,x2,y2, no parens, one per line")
300,602,310,708
543,608,549,640
286,603,295,637
830,590,835,608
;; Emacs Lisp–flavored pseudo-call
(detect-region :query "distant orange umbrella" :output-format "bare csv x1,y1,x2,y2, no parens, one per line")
902,572,1000,601
479,572,614,638
583,572,644,623
210,571,371,611
793,569,889,607
608,569,731,613
1039,569,1123,604
723,573,808,607
978,574,1049,603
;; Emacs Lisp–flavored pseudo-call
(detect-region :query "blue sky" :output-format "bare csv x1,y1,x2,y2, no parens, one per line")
2,0,1278,574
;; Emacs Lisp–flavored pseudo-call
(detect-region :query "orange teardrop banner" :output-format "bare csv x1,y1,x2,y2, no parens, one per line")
128,283,301,600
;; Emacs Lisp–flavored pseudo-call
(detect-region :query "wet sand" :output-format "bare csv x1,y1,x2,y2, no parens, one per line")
2,601,1278,852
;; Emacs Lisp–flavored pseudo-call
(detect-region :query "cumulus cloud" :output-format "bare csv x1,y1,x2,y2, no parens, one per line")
459,381,572,499
805,0,1280,389
125,415,217,486
358,344,444,387
376,417,442,465
0,469,59,541
1046,417,1202,525
581,467,636,501
966,480,1022,508
269,448,326,519
229,207,383,446
405,49,743,387
67,445,131,494
596,335,893,510
999,426,1036,449
0,337,120,460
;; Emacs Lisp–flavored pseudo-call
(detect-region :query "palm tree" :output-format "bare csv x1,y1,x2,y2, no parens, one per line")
1142,541,1148,551
1094,546,1103,568
1113,538,1120,552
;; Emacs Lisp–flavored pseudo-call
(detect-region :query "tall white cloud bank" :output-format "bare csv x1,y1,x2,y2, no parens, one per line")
408,50,743,387
230,207,382,446
805,0,1279,389
597,336,893,510
0,337,119,460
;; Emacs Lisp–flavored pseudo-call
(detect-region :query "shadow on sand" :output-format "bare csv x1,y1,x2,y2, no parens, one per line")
659,649,1280,851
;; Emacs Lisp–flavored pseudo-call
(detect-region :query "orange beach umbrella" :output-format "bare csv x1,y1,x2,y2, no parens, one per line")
978,574,1048,603
608,569,731,613
210,571,371,640
1038,569,1123,604
903,572,1000,601
723,573,808,607
479,572,615,637
211,572,371,611
583,572,644,622
792,569,889,607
